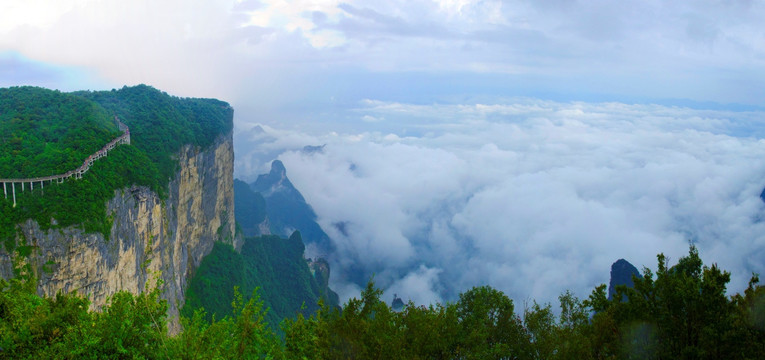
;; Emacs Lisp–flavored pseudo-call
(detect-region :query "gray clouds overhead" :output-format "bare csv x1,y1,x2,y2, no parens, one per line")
1,0,764,110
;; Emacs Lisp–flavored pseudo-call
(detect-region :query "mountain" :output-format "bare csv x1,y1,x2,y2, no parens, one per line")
233,178,269,237
0,85,236,332
246,160,339,307
249,160,333,255
185,160,343,328
1,85,342,336
182,231,339,330
608,258,641,301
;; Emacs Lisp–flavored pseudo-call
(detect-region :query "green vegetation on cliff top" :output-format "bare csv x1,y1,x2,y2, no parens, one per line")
0,87,119,178
0,85,233,249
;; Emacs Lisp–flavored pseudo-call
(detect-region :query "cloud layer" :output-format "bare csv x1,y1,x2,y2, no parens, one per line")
237,99,765,307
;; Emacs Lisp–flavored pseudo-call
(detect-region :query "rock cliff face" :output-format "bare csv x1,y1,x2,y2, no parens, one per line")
0,132,236,332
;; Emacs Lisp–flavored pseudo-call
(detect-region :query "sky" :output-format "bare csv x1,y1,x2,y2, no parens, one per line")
2,0,765,307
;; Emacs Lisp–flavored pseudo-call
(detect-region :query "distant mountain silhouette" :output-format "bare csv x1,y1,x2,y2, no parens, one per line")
248,160,334,255
392,294,404,312
608,259,640,301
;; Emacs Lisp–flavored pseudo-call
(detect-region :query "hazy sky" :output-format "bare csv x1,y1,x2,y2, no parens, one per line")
3,1,764,115
3,0,765,306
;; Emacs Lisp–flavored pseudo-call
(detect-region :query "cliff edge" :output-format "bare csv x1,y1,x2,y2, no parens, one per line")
1,132,235,332
0,86,236,333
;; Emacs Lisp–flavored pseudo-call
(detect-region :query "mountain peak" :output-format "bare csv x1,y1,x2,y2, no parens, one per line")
247,160,333,255
271,160,286,177
608,258,640,301
253,160,290,194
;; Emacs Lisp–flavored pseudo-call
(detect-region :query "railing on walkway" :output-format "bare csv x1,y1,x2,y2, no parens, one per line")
1,117,130,207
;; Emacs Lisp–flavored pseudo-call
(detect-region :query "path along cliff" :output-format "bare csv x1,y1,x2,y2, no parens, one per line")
1,117,131,206
0,122,236,334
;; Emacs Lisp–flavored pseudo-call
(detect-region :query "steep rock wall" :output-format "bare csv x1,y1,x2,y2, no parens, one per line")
0,132,236,332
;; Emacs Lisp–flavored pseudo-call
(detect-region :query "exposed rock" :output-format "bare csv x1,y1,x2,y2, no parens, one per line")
391,294,404,312
0,132,236,333
307,256,340,308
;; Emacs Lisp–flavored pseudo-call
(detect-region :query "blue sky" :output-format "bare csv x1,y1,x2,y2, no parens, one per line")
4,0,765,305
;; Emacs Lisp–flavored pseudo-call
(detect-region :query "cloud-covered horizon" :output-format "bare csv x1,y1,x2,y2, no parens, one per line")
236,98,765,307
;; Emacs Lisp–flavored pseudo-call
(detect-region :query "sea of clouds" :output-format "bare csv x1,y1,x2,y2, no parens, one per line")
235,99,765,309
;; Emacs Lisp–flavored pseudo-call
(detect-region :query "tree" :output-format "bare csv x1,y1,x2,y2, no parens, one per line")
456,285,531,359
589,245,756,359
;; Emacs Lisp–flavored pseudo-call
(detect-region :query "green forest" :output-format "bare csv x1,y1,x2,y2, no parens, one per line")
182,232,339,331
1,245,764,359
0,87,119,178
0,85,233,248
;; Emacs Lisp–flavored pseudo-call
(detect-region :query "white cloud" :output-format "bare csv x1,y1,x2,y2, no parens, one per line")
244,0,347,47
2,1,764,106
384,265,443,305
361,114,382,122
236,99,765,307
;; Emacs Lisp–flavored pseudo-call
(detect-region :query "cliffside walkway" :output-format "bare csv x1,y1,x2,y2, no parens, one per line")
1,117,131,207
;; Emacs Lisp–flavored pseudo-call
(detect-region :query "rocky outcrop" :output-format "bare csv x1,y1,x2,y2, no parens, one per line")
307,257,340,308
1,132,236,333
250,160,334,256
608,258,640,301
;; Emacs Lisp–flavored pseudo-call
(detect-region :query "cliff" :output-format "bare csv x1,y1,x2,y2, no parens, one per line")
0,131,236,332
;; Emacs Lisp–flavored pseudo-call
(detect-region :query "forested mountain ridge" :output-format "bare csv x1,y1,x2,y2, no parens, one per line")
185,162,341,331
238,160,340,308
0,85,236,332
182,232,339,331
0,86,120,179
0,85,234,243
77,85,233,196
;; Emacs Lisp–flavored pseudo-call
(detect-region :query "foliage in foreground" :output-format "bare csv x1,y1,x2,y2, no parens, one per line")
182,234,338,331
1,246,765,359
